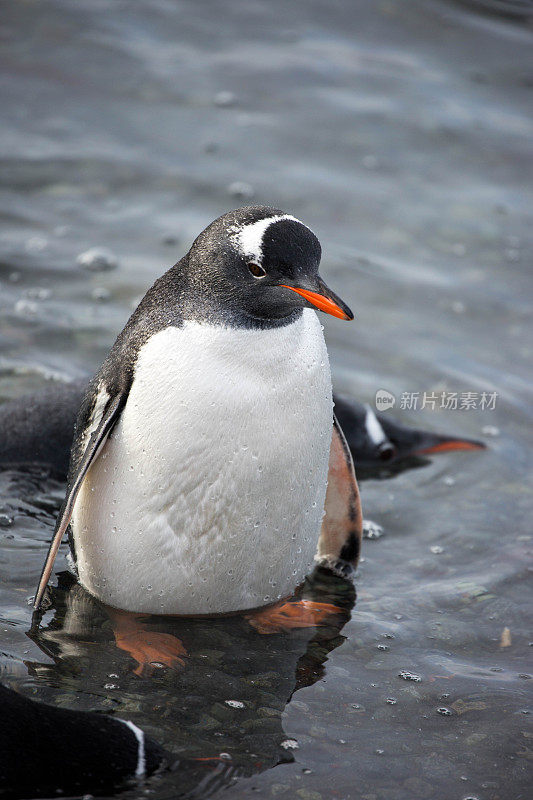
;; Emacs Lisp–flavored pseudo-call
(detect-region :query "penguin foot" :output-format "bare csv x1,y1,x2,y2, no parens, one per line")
246,599,346,634
107,608,188,676
115,629,188,676
313,555,356,579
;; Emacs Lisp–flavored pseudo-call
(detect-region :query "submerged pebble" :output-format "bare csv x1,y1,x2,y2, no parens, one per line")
363,520,384,540
280,739,299,750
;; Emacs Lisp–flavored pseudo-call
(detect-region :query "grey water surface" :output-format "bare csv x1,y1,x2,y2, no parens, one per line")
1,1,532,798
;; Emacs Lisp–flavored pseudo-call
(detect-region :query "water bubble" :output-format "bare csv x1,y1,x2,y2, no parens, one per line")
104,683,118,689
482,425,499,437
77,247,118,272
377,644,389,651
437,707,453,716
398,670,422,682
228,181,254,199
26,286,51,300
214,90,236,107
91,286,111,302
430,545,444,554
505,248,520,262
15,299,38,318
25,236,48,252
362,154,378,170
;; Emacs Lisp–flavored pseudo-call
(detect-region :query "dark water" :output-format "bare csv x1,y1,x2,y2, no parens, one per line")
1,1,532,798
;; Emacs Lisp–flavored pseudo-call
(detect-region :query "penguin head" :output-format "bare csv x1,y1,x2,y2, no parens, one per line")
186,206,353,324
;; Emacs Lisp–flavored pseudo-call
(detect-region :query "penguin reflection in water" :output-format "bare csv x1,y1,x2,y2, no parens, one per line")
34,206,362,652
26,567,355,796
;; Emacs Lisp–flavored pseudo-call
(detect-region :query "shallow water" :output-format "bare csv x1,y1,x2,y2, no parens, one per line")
1,1,532,798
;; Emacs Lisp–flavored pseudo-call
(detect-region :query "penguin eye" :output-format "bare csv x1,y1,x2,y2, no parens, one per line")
248,261,266,278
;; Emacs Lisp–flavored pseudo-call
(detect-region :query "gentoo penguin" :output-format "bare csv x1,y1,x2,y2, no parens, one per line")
0,683,164,798
34,206,362,615
333,396,484,475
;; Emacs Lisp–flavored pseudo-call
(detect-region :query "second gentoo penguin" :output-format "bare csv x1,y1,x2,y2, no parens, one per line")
333,396,484,476
0,683,164,798
34,206,362,615
0,383,484,478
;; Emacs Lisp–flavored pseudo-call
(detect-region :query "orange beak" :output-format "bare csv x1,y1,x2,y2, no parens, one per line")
281,281,353,321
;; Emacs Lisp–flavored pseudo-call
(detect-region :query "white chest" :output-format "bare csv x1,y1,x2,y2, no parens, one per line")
72,310,333,614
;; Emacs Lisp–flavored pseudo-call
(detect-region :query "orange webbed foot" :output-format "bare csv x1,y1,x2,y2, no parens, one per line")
246,599,345,634
106,607,188,676
115,628,188,676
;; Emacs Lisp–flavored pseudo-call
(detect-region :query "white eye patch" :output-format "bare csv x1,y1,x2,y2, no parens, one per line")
230,214,308,266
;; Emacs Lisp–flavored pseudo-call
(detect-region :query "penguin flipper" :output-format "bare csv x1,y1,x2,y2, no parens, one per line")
316,414,363,576
33,392,125,611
